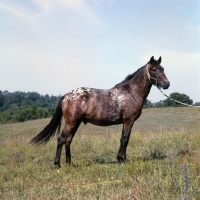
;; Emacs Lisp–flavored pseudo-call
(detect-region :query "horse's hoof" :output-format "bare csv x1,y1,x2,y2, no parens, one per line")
117,156,126,163
54,162,61,168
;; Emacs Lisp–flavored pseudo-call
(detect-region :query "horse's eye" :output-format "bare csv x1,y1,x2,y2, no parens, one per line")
152,68,156,71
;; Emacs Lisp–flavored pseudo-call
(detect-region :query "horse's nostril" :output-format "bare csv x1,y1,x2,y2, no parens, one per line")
166,81,170,87
161,81,170,89
164,81,170,89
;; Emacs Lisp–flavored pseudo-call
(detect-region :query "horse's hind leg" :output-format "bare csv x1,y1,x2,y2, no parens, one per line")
54,127,67,168
65,121,81,165
65,144,71,164
54,121,81,168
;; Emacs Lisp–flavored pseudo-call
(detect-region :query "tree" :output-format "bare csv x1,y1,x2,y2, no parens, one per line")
143,99,153,108
163,92,193,107
194,102,200,106
27,92,40,102
0,111,11,123
7,104,19,114
154,100,164,108
0,91,4,108
1,92,16,111
35,107,49,118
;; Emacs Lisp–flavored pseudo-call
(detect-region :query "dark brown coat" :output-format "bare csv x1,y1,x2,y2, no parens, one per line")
31,56,170,168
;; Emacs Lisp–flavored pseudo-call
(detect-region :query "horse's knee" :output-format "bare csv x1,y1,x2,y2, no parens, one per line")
57,134,66,145
120,135,130,147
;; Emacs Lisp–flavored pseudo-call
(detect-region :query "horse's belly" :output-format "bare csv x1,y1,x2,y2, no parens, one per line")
86,117,123,126
83,109,123,126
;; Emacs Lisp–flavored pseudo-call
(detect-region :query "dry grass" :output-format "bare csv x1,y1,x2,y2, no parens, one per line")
0,107,200,199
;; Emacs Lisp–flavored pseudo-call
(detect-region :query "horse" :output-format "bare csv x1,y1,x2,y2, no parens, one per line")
30,56,170,168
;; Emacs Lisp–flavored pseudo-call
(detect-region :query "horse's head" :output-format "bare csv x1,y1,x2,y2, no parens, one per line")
146,56,170,89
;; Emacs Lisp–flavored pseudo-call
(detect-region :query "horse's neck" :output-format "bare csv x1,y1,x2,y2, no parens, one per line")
129,68,152,100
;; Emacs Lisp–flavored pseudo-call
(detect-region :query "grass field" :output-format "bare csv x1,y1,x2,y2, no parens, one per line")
0,107,200,200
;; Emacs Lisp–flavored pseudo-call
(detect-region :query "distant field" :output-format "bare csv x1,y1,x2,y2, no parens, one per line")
0,107,200,200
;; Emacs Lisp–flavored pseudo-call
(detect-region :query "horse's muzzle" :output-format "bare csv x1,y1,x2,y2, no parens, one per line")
161,81,170,89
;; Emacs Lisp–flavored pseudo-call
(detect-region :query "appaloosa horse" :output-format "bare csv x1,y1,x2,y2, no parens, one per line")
30,56,170,168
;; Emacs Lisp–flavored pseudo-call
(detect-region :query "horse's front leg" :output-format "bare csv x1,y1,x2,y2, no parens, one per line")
117,119,134,162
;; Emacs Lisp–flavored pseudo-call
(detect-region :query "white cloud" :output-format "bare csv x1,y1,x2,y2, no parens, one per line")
32,0,104,25
185,25,200,34
0,0,104,26
0,2,36,23
147,50,200,73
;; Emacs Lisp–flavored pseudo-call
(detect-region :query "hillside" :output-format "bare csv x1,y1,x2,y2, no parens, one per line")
0,107,200,199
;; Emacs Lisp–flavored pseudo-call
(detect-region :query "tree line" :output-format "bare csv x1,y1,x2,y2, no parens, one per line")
0,90,61,124
0,90,199,124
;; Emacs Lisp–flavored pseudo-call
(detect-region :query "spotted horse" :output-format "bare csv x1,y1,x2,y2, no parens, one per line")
30,56,170,168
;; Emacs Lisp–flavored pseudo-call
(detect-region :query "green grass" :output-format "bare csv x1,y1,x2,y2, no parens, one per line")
0,107,200,199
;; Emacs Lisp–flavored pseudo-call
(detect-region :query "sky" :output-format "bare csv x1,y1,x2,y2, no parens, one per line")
0,0,200,103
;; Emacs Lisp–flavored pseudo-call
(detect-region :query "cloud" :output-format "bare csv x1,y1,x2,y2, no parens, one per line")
32,0,104,25
0,36,106,96
146,50,200,73
185,25,200,34
0,2,36,23
0,0,104,27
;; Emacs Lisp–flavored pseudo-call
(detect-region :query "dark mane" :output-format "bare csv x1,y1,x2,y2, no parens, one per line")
115,66,145,86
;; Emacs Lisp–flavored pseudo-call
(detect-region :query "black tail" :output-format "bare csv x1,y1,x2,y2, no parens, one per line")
30,96,64,145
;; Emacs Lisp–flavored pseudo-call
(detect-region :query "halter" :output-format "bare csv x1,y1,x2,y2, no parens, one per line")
146,65,200,108
146,64,164,88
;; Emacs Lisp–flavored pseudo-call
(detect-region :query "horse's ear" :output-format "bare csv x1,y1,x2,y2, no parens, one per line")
158,56,162,64
150,56,154,64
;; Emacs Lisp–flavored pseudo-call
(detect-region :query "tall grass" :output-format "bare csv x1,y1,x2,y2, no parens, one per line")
0,107,200,199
